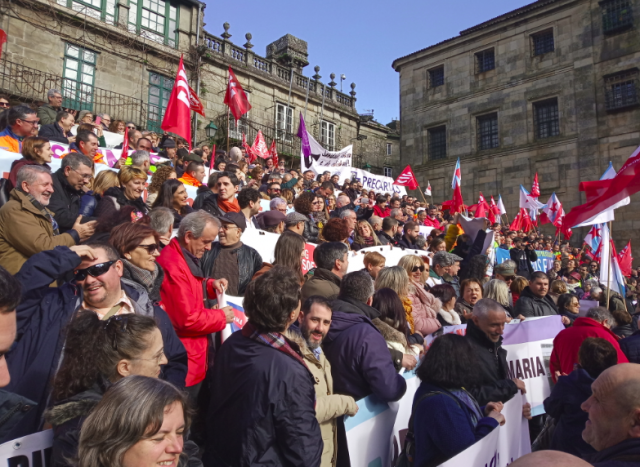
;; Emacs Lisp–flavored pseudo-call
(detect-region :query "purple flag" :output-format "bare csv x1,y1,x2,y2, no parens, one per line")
297,112,311,157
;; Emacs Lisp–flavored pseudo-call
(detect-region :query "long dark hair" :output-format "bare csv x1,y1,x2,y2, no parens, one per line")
151,179,188,214
557,293,578,314
417,333,482,388
273,231,306,283
52,312,159,402
372,288,409,338
459,254,488,282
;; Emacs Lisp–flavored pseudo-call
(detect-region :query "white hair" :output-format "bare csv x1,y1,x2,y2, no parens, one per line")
270,197,287,210
178,211,220,239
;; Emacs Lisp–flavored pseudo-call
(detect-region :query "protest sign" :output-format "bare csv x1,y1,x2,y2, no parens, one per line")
0,429,52,466
218,293,246,341
439,393,531,467
495,248,555,272
300,143,353,173
327,166,407,196
301,243,316,275
424,315,564,416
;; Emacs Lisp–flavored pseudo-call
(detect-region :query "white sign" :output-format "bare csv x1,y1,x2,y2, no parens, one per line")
346,245,426,273
300,128,352,173
0,430,53,466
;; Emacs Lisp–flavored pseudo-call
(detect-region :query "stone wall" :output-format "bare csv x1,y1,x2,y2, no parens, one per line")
393,0,640,253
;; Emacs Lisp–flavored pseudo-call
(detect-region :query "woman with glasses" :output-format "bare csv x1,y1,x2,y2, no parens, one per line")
94,166,149,218
398,255,442,336
293,191,320,243
47,312,168,467
151,179,193,228
110,222,164,302
7,136,52,190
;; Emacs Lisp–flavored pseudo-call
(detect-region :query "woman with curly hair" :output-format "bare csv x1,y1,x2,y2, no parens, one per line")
249,165,264,184
459,254,489,284
146,165,177,207
108,119,125,134
47,313,166,467
321,218,350,244
294,191,320,242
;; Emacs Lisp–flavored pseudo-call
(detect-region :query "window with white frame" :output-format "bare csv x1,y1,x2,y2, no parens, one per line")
62,43,96,111
386,143,392,156
321,121,336,151
275,103,293,142
384,167,392,178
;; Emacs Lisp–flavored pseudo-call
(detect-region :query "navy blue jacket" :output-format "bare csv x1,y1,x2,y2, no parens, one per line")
543,369,596,458
587,438,640,466
6,247,187,438
323,297,406,402
620,330,640,364
413,382,498,467
203,330,321,467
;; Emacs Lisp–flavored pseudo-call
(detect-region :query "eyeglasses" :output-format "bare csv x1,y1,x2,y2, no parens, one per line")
0,102,9,108
127,126,136,130
74,261,116,281
219,224,239,231
412,266,426,273
133,348,166,365
503,275,515,282
137,243,159,254
70,167,93,180
271,188,281,192
20,119,40,126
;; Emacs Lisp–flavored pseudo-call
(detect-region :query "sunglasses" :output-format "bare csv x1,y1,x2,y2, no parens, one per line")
0,102,9,108
503,275,515,281
138,243,159,253
75,261,116,281
103,315,131,350
127,126,135,130
412,266,426,273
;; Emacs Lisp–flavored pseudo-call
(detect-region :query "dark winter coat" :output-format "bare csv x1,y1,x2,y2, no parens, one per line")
301,268,341,302
93,186,149,219
543,368,596,458
397,234,417,249
192,190,226,217
413,383,499,467
377,230,396,246
509,247,537,278
513,286,558,318
202,330,322,467
0,390,36,444
323,297,407,402
38,122,72,144
121,261,165,303
302,215,320,243
586,438,640,466
620,330,640,364
5,247,187,439
613,323,635,339
49,169,90,233
201,242,263,296
464,319,518,406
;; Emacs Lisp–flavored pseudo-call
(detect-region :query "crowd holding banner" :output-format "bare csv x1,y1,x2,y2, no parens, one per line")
0,57,640,467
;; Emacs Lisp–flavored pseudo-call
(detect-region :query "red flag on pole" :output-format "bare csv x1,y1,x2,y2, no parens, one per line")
161,55,192,150
224,67,251,121
531,173,540,197
188,85,205,117
0,29,6,61
394,165,419,190
251,131,270,159
242,133,255,164
121,125,129,161
617,240,633,277
269,140,279,168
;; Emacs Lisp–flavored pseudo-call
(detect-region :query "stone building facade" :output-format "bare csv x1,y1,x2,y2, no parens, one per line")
392,0,640,247
0,0,396,171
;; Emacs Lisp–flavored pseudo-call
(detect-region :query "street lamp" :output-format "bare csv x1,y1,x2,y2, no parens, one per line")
340,74,346,93
205,121,218,139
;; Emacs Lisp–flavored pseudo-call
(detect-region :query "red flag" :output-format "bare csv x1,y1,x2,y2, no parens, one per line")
490,196,501,219
617,240,633,277
121,125,129,160
564,143,640,227
0,29,6,61
394,166,419,190
269,140,278,168
161,55,192,150
251,131,270,159
242,133,255,164
510,209,523,231
531,173,540,197
188,85,205,117
224,67,251,121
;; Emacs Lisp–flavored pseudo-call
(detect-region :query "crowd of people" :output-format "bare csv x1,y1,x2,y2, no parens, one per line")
0,93,639,466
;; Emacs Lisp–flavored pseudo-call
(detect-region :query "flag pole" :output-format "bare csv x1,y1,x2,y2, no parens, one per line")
417,184,428,205
226,107,231,154
606,221,612,310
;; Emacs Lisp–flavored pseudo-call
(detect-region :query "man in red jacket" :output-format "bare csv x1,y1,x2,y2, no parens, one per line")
157,210,234,398
550,306,628,382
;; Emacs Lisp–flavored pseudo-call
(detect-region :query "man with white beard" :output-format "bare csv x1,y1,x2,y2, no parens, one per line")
0,165,94,274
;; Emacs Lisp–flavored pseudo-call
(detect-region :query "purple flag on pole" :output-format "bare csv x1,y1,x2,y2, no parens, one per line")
297,112,311,157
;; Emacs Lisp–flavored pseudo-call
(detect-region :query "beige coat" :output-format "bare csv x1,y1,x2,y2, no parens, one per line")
0,190,75,274
286,330,357,467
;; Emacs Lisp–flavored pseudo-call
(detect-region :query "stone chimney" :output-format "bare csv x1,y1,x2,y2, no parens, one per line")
266,34,309,73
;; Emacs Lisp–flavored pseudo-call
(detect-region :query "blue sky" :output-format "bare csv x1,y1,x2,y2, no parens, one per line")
204,0,533,125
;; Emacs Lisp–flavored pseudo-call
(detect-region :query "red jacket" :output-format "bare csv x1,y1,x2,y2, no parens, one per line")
157,238,226,386
423,216,441,229
549,317,628,382
373,205,390,218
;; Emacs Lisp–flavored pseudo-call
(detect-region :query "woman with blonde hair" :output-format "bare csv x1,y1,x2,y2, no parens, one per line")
352,219,382,251
92,170,119,197
549,279,568,305
94,166,149,218
483,279,513,315
146,165,177,207
376,266,416,334
398,255,442,336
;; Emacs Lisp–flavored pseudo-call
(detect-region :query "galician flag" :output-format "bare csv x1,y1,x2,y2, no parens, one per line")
425,181,432,197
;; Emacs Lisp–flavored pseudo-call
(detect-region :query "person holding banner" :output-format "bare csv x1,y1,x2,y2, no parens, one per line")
405,333,505,467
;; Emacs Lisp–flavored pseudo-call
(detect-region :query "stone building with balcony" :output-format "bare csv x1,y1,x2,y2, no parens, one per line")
392,0,640,246
0,0,397,171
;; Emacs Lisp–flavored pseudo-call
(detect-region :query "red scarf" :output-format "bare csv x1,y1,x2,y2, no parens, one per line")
178,173,202,187
218,196,240,213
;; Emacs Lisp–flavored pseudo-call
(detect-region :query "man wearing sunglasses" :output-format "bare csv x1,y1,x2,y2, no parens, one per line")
5,243,188,439
0,106,39,153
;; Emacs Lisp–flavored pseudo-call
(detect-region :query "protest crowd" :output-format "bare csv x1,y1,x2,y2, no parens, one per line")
0,85,640,467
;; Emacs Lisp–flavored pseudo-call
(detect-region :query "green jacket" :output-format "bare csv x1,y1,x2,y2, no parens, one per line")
37,104,62,125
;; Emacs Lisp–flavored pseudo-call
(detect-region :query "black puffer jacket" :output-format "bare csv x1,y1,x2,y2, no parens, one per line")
201,242,263,296
301,214,320,243
513,286,558,318
464,319,518,406
48,169,90,232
